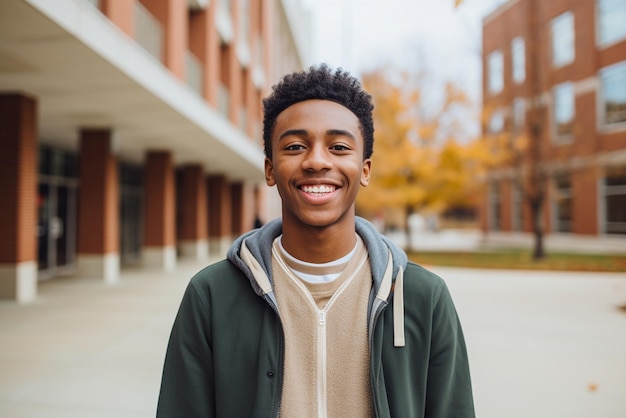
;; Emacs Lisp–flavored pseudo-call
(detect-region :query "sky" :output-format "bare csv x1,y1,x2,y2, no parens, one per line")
304,0,509,106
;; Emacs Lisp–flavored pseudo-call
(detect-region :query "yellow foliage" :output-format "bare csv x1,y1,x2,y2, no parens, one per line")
357,69,483,218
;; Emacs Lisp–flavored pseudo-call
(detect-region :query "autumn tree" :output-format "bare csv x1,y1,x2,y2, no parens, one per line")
357,68,485,233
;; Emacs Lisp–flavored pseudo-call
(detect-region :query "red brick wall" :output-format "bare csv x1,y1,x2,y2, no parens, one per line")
140,0,188,80
188,3,220,105
207,175,232,238
78,129,119,254
482,0,626,235
144,151,176,247
0,94,37,263
572,167,599,234
101,0,135,37
176,165,208,241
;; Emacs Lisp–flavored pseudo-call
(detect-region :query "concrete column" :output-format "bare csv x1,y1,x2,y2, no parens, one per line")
176,165,208,261
207,175,232,258
77,129,120,283
0,94,38,302
144,151,176,270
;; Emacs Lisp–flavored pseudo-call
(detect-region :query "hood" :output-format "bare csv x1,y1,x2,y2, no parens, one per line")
227,216,408,299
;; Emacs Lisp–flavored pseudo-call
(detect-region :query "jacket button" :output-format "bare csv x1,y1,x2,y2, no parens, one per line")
267,371,275,378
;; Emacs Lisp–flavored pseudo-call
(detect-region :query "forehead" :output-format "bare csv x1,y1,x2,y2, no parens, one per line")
273,99,360,135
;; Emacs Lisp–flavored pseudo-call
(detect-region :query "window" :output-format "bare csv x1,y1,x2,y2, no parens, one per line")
553,174,572,233
511,182,524,232
598,0,626,46
553,82,575,138
489,182,501,231
512,97,525,134
488,110,504,134
488,50,503,94
551,12,575,67
604,167,626,234
600,60,626,126
119,162,144,264
511,37,525,83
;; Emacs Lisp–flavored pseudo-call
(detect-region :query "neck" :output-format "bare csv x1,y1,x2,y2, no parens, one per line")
281,219,357,264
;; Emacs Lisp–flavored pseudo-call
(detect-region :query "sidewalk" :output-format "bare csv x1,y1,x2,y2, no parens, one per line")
432,266,626,418
1,260,625,417
0,260,211,418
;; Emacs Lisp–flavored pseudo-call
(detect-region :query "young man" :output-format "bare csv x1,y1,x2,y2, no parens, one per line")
157,64,475,417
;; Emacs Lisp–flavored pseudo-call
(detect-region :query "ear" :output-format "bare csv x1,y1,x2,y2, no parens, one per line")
264,157,276,186
360,159,371,187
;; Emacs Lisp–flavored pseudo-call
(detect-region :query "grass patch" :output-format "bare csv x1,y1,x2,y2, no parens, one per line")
408,250,626,272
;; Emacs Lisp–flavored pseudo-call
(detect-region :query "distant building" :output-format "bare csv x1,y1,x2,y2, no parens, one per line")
480,0,626,239
0,0,311,301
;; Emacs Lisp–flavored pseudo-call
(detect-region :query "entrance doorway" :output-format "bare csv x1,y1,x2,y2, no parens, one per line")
37,145,78,279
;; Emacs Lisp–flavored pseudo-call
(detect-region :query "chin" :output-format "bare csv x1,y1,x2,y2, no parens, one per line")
298,212,352,229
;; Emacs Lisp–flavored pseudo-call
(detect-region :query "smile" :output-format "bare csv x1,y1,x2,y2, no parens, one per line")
300,184,337,195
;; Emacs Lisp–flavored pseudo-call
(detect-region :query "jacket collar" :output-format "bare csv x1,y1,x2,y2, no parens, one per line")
227,216,408,300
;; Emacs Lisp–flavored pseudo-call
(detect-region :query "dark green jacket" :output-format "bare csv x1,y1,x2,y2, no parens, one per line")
157,217,474,417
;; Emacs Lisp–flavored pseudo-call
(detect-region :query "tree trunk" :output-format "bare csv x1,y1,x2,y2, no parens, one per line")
530,196,545,260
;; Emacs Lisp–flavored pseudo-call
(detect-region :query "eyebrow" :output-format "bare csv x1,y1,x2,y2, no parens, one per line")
278,129,356,141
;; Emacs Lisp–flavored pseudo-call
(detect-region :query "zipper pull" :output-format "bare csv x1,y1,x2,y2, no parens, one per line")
319,311,326,326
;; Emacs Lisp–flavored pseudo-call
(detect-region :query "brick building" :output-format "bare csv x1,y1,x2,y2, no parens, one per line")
480,0,626,241
0,0,311,301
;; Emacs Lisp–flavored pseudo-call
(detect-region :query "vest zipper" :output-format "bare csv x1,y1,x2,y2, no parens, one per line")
317,309,328,418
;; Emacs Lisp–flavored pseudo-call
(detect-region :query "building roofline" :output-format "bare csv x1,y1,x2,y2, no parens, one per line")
483,0,521,26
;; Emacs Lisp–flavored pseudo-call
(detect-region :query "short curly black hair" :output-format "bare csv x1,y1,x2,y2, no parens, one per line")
262,64,374,160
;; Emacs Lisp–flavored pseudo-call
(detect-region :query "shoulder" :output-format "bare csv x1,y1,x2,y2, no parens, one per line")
402,261,448,305
186,259,249,297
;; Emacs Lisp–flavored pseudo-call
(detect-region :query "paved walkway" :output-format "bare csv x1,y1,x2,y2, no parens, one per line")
1,261,625,417
434,266,626,418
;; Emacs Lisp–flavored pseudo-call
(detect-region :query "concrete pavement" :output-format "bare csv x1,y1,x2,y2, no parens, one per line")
1,260,625,417
433,266,626,418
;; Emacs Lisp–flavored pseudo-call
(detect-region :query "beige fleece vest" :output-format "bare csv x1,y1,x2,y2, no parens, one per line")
272,238,374,418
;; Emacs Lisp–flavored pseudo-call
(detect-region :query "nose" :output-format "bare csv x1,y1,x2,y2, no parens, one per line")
301,144,332,172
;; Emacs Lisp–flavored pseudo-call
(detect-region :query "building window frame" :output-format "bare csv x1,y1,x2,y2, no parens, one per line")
551,11,575,68
511,181,524,232
511,97,526,136
552,82,575,142
596,0,626,48
552,173,573,233
489,181,502,231
487,50,504,95
511,36,525,84
488,109,505,135
602,167,626,235
37,144,79,280
598,60,626,131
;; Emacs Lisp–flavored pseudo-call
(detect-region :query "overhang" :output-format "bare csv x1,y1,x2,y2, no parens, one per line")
0,0,266,182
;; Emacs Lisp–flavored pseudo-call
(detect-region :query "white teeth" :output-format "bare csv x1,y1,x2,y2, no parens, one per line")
302,185,335,194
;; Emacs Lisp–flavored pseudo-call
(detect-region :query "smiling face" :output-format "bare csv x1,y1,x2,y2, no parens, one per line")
265,99,371,238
